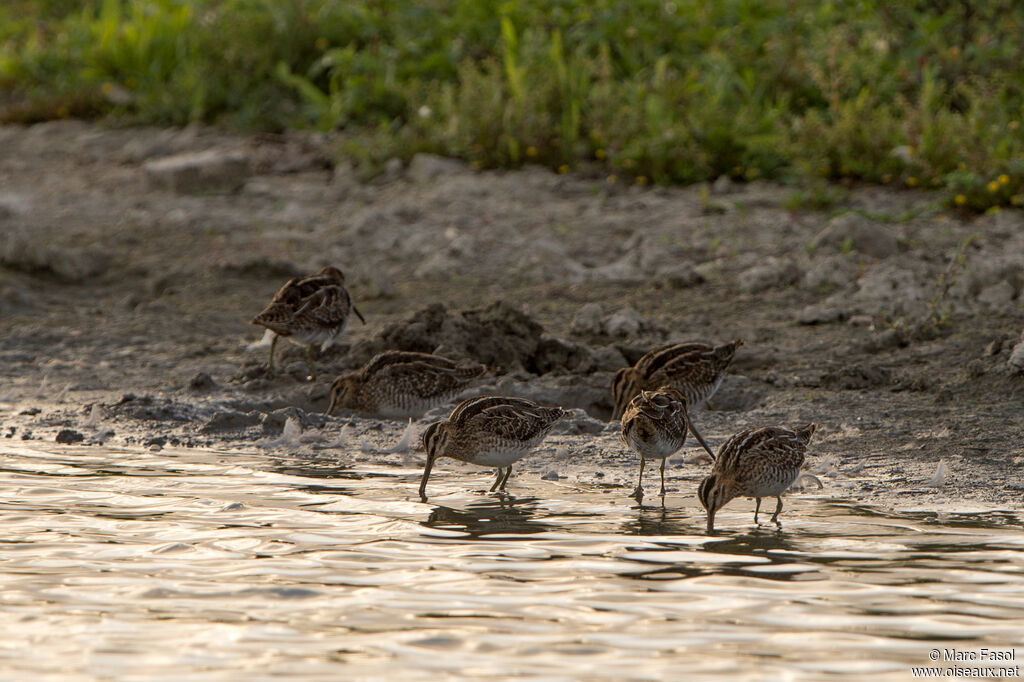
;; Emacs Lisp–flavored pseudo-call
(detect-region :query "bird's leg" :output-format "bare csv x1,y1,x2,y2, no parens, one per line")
659,458,667,498
305,345,317,381
489,468,503,492
632,459,646,502
266,334,278,375
771,496,783,526
754,497,762,524
498,466,513,491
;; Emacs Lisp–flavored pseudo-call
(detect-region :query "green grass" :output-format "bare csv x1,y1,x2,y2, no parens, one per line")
2,0,1023,210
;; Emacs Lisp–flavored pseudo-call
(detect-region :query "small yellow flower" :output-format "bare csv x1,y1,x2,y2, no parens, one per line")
607,174,618,184
558,164,569,175
988,180,1000,193
315,37,329,51
622,159,634,169
954,194,967,206
998,174,1010,185
906,177,918,187
526,146,537,158
100,82,114,96
882,173,892,183
635,176,648,185
957,162,967,171
594,148,606,160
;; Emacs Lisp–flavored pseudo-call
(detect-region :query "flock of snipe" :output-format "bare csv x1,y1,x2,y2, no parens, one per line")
251,266,818,533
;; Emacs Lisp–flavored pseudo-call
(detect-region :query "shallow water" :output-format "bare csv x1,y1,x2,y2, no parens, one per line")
1,443,1022,680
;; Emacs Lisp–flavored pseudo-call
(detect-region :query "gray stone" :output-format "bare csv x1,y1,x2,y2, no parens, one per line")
604,306,644,337
802,254,858,293
977,280,1016,310
1010,333,1024,372
0,193,29,219
657,262,704,289
1,230,110,283
849,264,929,317
710,175,736,195
590,346,629,372
738,257,799,293
541,470,562,481
262,406,325,433
201,410,261,433
571,303,604,336
813,213,899,259
797,304,845,325
143,149,250,194
188,372,216,391
408,154,467,183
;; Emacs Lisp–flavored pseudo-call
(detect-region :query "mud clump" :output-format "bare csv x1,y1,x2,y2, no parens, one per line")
360,301,544,373
821,365,894,390
55,429,85,444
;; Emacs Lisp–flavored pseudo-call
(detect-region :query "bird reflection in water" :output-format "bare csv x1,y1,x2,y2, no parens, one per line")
422,497,548,538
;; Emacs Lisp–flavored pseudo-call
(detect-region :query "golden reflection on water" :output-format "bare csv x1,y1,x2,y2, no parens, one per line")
0,442,1022,679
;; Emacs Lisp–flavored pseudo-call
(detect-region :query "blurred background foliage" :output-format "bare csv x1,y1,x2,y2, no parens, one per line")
2,0,1022,210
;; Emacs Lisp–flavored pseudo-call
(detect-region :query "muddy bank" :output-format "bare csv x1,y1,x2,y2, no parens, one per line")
1,120,1023,510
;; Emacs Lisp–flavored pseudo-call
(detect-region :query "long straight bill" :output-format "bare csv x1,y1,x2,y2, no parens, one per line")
418,453,435,502
687,418,717,461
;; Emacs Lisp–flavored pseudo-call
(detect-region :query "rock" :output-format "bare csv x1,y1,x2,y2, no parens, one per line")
1010,334,1024,372
802,255,858,293
571,303,605,336
383,157,403,179
821,365,893,390
977,280,1015,310
531,337,592,374
738,257,799,293
373,302,544,373
143,149,250,194
0,284,36,315
864,328,906,352
656,263,704,289
813,213,899,259
261,406,325,432
331,162,359,200
549,408,607,435
188,372,216,391
848,264,929,318
55,429,85,444
590,346,629,372
541,470,561,481
407,154,467,183
706,375,764,412
0,192,29,219
604,306,644,337
1,230,110,283
710,174,736,194
200,410,261,433
797,303,845,325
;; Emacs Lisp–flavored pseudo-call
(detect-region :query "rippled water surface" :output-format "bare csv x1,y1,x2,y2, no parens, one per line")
1,442,1022,680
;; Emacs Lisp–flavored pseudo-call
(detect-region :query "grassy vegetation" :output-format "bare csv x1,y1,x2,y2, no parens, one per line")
2,0,1023,210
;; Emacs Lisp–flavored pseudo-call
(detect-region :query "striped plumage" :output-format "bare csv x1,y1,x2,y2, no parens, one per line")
250,266,365,379
419,395,566,501
327,351,486,418
620,386,716,501
697,423,817,533
611,340,744,420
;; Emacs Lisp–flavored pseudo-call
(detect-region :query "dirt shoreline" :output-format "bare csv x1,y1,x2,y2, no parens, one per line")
1,120,1022,512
